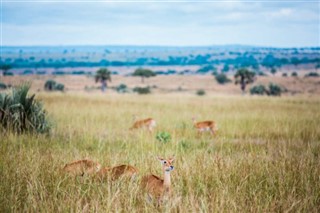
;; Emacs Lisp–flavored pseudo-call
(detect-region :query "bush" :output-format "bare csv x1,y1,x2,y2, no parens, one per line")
3,71,14,76
196,89,206,96
291,72,298,77
305,72,319,77
23,70,33,75
54,83,65,91
268,83,282,96
0,82,7,90
282,73,288,77
133,86,151,94
250,85,267,95
258,71,267,76
215,73,231,84
0,84,51,134
44,80,65,91
156,131,171,144
116,84,128,93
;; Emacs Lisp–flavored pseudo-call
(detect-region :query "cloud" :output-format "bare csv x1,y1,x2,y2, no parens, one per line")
2,1,319,47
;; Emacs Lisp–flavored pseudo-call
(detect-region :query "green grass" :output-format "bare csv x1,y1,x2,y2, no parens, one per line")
1,93,319,212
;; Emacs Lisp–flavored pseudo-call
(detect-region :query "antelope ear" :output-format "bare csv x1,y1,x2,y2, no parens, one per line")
169,155,175,163
157,156,164,161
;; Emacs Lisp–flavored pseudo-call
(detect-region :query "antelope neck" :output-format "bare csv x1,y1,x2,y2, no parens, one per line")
163,170,171,187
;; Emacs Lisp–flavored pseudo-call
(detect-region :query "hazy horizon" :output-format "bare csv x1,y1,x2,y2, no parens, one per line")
1,1,320,47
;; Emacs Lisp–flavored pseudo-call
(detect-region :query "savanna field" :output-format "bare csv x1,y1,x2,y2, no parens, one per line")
0,92,319,212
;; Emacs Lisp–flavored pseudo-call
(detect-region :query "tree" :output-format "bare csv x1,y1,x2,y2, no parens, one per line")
95,68,112,92
222,64,230,72
132,68,156,83
270,67,277,75
0,64,12,77
234,68,256,93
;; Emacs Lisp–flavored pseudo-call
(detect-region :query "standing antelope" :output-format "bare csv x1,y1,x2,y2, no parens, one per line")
192,117,218,135
96,164,138,181
63,159,101,176
130,116,156,132
141,156,175,204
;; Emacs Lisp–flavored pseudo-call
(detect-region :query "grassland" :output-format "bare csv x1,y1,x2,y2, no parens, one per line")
0,92,320,212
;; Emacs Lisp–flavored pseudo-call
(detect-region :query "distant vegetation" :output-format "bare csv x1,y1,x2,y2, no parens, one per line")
196,89,206,96
133,86,151,94
250,83,283,96
1,46,319,73
95,68,112,92
234,68,256,93
132,68,156,83
44,80,65,91
215,73,231,84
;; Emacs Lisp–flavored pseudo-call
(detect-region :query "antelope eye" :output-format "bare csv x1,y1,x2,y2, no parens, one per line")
163,161,167,164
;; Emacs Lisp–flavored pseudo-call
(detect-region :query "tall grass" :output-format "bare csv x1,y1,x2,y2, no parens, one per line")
0,93,319,212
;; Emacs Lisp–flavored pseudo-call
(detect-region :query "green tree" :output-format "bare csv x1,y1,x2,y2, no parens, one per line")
0,64,12,77
222,64,230,72
270,67,277,75
234,68,256,93
95,68,112,92
132,68,156,83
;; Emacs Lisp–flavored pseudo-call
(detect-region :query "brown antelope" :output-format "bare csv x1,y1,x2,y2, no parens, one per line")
63,159,101,176
141,156,175,204
192,117,218,135
130,116,156,132
96,164,138,181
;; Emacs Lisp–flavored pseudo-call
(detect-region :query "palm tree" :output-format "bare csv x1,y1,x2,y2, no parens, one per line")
234,68,256,93
95,68,112,92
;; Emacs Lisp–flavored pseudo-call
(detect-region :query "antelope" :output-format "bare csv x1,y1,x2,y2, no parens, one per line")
130,116,156,132
96,164,138,181
192,117,218,135
63,159,101,176
141,156,175,204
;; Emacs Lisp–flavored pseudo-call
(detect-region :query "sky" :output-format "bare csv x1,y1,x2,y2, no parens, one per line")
1,0,320,47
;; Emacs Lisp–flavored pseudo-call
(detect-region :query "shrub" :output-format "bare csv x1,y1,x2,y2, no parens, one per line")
212,71,218,76
3,71,14,76
0,82,7,90
133,86,151,94
44,80,65,91
54,83,65,91
156,131,171,144
116,84,128,93
282,73,288,77
71,71,86,75
215,73,231,84
52,71,66,75
291,72,298,77
258,71,267,76
250,85,267,95
268,83,282,96
23,70,33,75
305,72,319,77
0,84,51,134
196,89,206,96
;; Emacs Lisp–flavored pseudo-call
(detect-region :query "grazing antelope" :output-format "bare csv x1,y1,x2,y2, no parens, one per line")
130,116,156,132
141,156,175,204
192,117,218,135
63,159,101,176
96,164,138,181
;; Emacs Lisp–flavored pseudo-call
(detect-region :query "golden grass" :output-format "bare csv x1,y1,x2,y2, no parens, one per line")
0,93,319,212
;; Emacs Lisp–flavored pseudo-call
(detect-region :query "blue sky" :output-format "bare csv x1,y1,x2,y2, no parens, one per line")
1,0,319,47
